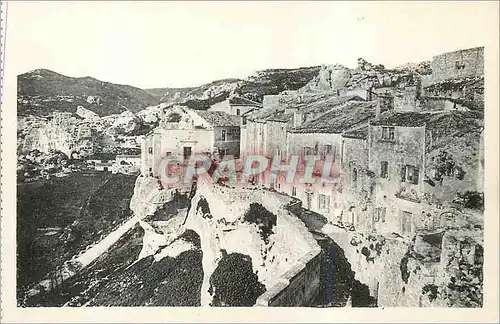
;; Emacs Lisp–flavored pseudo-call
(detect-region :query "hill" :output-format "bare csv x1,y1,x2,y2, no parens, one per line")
18,69,160,117
18,66,322,116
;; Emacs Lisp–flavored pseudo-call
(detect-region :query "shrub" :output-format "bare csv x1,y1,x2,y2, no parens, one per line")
243,203,276,244
209,252,265,306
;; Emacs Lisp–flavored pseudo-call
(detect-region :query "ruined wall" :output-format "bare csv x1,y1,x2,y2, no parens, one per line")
339,88,370,100
430,47,484,83
368,125,426,235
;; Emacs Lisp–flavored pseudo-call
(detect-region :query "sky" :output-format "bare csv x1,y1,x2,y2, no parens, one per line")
7,1,498,89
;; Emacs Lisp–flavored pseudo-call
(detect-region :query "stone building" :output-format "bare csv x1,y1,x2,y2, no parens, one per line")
208,95,262,116
282,100,376,220
141,106,241,177
426,47,484,84
352,110,485,236
336,125,374,230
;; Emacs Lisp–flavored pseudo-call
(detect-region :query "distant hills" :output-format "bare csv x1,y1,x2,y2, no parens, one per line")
17,66,321,117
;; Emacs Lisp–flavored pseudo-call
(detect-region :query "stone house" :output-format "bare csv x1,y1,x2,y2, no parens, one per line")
336,125,374,230
282,101,376,220
141,106,241,177
359,110,484,236
208,95,262,116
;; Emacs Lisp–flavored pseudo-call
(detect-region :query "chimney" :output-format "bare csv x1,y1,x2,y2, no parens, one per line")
293,111,304,128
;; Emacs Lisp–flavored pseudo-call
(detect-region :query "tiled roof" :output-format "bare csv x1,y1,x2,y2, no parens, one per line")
266,112,295,123
229,96,263,107
370,110,483,135
195,110,241,127
117,155,141,158
290,101,376,134
246,94,362,123
342,124,369,139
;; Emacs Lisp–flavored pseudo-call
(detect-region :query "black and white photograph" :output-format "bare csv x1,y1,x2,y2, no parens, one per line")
1,0,499,321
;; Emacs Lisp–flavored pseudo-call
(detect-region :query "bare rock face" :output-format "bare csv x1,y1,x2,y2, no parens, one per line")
76,106,100,120
18,112,96,157
301,64,351,92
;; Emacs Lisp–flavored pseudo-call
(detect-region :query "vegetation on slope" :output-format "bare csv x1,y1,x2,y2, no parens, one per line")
17,171,137,296
18,69,159,116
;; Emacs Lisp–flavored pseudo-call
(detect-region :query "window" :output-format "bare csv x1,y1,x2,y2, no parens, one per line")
242,117,247,125
381,126,395,141
292,187,297,197
455,60,465,70
303,147,314,156
166,152,172,156
374,207,386,222
380,161,388,178
323,145,333,160
400,165,419,184
225,128,240,140
236,108,241,116
352,168,358,188
277,149,282,159
148,147,153,154
318,194,330,210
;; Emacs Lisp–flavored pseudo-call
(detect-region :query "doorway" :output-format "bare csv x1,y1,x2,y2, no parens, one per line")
183,146,192,159
401,210,413,235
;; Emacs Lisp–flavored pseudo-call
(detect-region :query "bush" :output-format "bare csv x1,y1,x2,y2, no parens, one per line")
453,191,484,210
209,252,265,306
243,203,276,244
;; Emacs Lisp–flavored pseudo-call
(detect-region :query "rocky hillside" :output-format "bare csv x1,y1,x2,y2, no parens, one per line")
18,66,321,117
300,59,432,93
18,69,160,117
147,67,321,111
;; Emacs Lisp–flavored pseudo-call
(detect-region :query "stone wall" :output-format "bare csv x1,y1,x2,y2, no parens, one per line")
265,121,289,158
393,86,419,112
429,47,484,83
337,136,373,231
243,121,266,156
255,200,322,306
418,97,467,112
255,248,322,306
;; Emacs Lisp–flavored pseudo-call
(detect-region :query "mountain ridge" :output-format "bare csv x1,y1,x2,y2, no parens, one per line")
18,66,321,116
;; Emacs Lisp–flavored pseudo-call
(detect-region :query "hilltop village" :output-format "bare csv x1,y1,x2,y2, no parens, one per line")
141,46,484,238
17,46,485,308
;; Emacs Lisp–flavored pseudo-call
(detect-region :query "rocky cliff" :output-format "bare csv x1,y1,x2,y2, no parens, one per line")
128,177,320,306
323,225,483,307
300,58,432,93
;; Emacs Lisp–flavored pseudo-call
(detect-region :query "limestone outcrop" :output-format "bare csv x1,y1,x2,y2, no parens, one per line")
322,225,484,307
